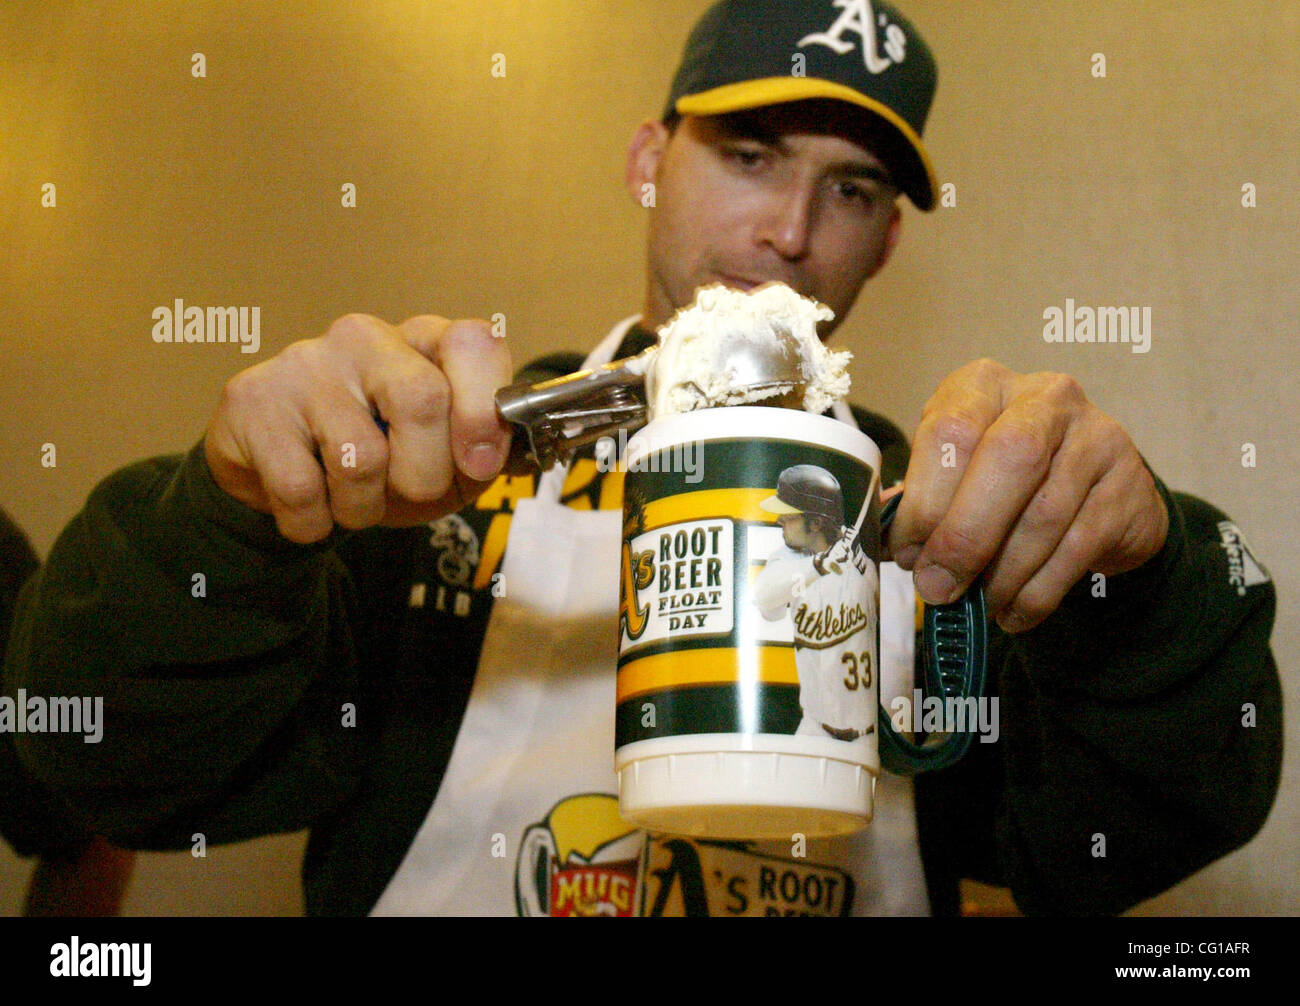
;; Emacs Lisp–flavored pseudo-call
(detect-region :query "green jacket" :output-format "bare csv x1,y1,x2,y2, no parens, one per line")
2,333,1283,915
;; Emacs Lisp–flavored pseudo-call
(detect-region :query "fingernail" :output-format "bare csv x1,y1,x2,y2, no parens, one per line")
998,610,1027,634
464,442,503,481
915,564,957,605
893,544,920,569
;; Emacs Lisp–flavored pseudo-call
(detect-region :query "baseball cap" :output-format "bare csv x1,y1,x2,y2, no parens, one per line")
663,0,939,210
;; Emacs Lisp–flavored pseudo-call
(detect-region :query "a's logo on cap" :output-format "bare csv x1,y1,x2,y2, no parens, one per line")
798,0,908,74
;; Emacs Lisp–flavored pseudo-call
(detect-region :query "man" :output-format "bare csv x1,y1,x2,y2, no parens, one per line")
4,0,1280,915
753,465,878,743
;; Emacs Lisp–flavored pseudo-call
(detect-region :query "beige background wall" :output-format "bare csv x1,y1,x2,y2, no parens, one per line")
1,1,1295,914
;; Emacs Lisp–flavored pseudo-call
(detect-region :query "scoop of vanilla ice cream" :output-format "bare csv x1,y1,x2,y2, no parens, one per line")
646,282,851,418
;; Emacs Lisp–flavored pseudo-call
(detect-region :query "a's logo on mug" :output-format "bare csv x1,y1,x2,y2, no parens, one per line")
619,488,656,642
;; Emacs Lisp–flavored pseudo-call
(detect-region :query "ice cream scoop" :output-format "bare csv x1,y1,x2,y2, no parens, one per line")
495,282,851,471
645,283,851,418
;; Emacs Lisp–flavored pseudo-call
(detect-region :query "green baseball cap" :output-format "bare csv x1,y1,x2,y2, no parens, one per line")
663,0,939,211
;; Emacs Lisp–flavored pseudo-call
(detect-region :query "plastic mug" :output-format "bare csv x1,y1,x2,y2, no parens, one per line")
614,406,985,839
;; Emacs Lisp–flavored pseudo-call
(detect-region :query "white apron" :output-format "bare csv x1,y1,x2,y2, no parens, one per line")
371,319,929,916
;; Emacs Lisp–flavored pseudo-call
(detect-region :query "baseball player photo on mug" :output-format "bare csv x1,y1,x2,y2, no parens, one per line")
753,463,879,745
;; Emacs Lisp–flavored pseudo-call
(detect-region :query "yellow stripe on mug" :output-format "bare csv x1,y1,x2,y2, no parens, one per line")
640,488,779,532
617,644,798,702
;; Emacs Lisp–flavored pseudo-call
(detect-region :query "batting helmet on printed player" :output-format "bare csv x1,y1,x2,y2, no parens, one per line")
759,465,845,528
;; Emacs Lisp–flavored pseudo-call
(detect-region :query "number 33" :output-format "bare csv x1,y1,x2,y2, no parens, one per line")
841,651,873,691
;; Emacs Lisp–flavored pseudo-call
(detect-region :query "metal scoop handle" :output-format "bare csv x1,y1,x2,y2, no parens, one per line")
495,327,808,472
495,348,655,471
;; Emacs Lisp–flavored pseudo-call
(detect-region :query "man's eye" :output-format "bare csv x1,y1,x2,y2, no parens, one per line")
835,180,868,201
726,147,766,168
835,177,896,208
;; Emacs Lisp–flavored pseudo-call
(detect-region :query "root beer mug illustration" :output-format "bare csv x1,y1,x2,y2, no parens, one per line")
515,795,644,917
615,406,986,839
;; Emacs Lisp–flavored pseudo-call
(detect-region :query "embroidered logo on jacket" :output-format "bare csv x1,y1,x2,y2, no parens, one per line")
408,513,483,617
428,513,481,587
1216,520,1270,596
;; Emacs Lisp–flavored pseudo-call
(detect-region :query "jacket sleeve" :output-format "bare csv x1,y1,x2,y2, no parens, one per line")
915,473,1283,915
0,507,90,858
2,443,373,851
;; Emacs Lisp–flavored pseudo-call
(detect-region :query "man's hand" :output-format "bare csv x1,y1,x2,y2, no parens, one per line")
815,529,869,575
886,359,1169,633
814,532,854,575
204,314,513,543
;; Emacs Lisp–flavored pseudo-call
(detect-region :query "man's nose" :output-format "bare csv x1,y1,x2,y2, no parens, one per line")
756,185,815,260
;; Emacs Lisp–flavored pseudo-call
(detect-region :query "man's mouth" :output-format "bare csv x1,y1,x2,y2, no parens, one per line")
712,272,812,299
713,273,761,292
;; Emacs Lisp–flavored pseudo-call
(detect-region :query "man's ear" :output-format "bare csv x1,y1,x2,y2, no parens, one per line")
866,204,902,278
625,119,671,205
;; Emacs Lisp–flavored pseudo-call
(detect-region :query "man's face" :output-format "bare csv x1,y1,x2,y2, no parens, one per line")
779,513,818,553
627,99,903,333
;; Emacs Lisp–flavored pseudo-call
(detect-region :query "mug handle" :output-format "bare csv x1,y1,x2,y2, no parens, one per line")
514,825,558,917
876,493,988,776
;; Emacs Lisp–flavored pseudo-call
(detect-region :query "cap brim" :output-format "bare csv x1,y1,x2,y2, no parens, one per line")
760,495,802,515
675,77,937,211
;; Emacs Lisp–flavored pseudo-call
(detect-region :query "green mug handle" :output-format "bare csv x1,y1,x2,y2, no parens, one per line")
876,493,988,776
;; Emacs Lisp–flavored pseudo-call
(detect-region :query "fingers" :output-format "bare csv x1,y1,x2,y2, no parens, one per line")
976,441,1099,621
226,335,397,541
891,361,1048,582
358,315,456,506
890,362,1140,623
993,457,1155,632
323,313,512,517
400,316,513,483
301,374,392,531
205,312,516,544
207,353,337,543
889,359,1007,572
819,534,854,575
215,408,331,544
912,393,1081,605
977,408,1145,622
